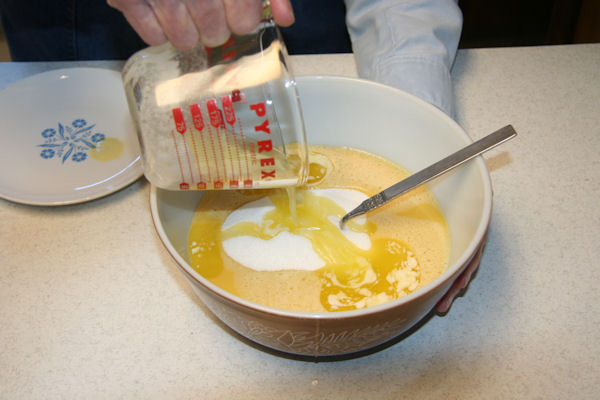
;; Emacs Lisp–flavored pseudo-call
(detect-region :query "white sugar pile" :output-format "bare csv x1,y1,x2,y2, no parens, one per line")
221,188,370,271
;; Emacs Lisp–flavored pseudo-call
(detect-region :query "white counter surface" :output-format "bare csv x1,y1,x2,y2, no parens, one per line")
1,44,599,399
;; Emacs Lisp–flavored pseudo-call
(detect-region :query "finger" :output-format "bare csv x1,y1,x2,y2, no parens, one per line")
184,0,230,47
435,244,484,314
223,0,263,35
108,0,167,46
151,0,200,50
270,0,295,27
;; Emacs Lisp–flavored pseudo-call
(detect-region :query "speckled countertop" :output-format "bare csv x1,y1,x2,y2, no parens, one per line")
1,44,599,399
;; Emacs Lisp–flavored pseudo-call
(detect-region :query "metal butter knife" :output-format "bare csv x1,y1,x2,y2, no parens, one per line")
340,125,517,226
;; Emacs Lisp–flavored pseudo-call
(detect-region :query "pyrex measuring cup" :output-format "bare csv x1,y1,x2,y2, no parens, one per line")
122,9,308,191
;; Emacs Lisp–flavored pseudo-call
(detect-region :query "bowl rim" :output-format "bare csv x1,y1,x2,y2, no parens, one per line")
149,75,493,321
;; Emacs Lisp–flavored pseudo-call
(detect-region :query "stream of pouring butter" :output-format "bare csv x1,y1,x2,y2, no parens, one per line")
286,186,298,225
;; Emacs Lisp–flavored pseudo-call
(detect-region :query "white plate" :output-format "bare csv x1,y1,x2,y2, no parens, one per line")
0,67,143,206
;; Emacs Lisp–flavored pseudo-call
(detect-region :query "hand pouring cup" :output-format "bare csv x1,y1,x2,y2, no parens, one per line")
122,8,308,191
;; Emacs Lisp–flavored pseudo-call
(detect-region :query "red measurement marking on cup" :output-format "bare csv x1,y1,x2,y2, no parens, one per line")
205,99,225,187
222,124,237,186
172,107,196,185
173,107,186,134
190,103,213,186
222,94,236,126
188,103,208,188
236,117,252,185
231,90,252,185
204,123,221,186
207,99,234,188
170,114,188,189
247,142,257,166
207,99,224,128
221,94,241,186
190,103,204,130
182,140,195,186
171,108,191,189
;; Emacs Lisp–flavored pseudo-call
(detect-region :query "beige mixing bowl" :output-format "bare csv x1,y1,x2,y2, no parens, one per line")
150,76,492,357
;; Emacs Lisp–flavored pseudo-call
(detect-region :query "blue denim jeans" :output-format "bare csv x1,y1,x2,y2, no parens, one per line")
0,0,351,61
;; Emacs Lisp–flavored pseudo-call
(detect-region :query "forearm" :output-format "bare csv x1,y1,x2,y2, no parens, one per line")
345,0,462,116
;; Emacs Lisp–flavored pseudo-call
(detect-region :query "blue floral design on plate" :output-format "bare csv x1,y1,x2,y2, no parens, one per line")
41,128,56,138
37,118,105,164
40,149,55,159
91,133,105,143
72,152,87,162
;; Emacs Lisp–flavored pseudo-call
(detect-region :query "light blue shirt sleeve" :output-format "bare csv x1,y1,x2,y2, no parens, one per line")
344,0,462,117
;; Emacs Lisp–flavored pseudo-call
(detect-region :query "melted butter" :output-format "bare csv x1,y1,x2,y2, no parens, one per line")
306,154,330,185
286,186,298,225
188,146,450,312
395,203,447,225
89,137,125,162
